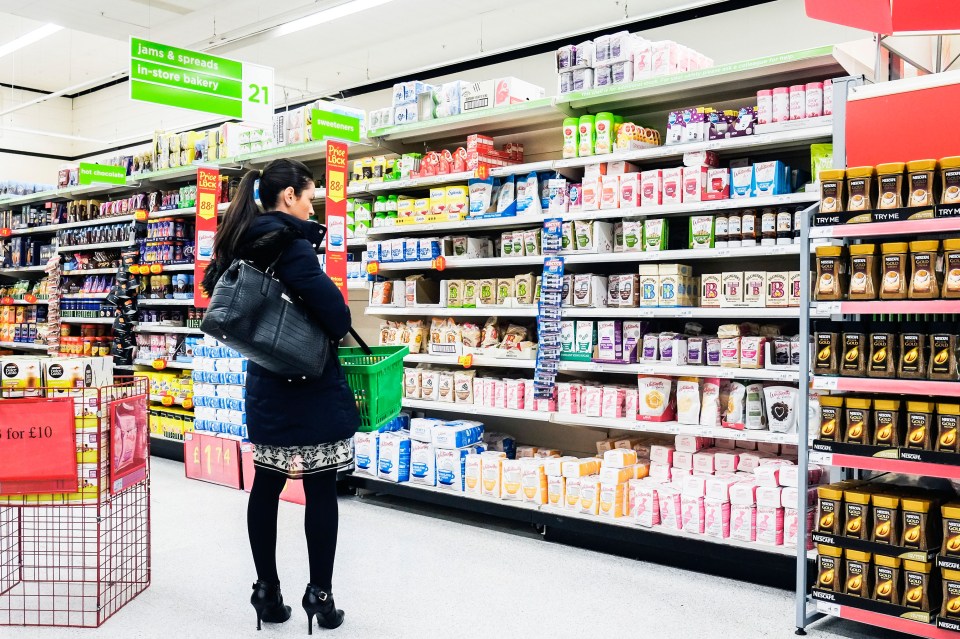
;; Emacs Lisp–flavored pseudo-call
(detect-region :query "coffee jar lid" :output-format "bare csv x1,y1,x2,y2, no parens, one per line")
907,159,937,172
876,162,906,174
910,240,940,252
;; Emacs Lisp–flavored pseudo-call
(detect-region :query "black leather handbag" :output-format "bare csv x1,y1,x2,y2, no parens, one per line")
200,255,365,377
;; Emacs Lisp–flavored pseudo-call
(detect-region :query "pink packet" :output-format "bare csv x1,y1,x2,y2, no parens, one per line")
681,494,705,534
704,499,731,538
730,504,757,542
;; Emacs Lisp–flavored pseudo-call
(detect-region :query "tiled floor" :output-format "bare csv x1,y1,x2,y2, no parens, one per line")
2,458,909,638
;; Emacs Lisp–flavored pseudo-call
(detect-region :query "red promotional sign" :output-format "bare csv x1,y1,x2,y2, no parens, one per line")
846,78,960,167
325,141,349,302
109,396,149,494
806,0,960,34
194,166,221,308
0,398,77,491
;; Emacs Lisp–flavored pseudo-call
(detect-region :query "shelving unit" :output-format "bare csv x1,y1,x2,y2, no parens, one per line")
798,153,960,636
135,325,203,335
0,341,48,352
367,306,801,319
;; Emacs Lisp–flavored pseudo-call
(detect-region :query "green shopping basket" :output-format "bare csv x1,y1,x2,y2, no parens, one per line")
338,345,408,432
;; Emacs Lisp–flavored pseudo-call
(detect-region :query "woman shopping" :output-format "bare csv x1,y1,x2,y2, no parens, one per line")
202,158,359,633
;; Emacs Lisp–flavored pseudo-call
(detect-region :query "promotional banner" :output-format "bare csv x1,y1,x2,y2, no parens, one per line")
109,396,149,495
325,141,349,302
194,166,221,308
130,37,274,124
78,163,127,185
0,397,77,492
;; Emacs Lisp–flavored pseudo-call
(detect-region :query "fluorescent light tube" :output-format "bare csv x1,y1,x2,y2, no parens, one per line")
273,0,395,37
0,23,63,59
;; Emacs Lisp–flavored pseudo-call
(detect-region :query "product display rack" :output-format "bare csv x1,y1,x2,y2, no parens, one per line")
351,46,855,587
796,188,960,634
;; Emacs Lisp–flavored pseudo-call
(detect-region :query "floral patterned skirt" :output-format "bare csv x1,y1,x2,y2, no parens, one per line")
253,438,354,478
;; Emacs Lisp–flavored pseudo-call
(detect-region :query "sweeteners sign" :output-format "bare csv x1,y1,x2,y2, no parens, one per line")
129,37,274,124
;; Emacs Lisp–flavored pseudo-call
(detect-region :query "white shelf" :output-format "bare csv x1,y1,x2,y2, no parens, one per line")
63,267,123,275
367,214,546,238
553,125,833,170
538,505,803,557
402,398,553,421
0,265,48,276
563,192,819,223
401,399,799,444
10,215,136,236
367,306,799,319
61,293,109,300
134,358,195,370
56,240,134,253
376,244,802,273
367,171,475,193
61,316,114,324
365,193,817,239
138,298,195,306
3,299,49,305
403,353,799,382
0,341,48,352
145,263,195,272
135,324,203,335
347,280,368,290
366,305,538,318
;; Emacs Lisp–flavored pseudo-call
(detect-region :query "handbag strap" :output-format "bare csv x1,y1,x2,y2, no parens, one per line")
349,327,372,355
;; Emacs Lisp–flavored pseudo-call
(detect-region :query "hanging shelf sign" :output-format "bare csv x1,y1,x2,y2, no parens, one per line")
130,37,274,125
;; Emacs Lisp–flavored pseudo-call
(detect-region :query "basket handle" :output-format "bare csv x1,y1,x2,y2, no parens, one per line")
348,327,372,355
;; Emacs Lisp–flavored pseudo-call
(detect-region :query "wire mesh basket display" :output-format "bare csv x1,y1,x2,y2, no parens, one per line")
0,376,151,627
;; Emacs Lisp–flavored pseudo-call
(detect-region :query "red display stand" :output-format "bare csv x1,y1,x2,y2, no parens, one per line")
0,377,151,628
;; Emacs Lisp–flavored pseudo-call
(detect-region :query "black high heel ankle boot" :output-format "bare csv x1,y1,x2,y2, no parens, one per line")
302,584,344,634
250,580,292,630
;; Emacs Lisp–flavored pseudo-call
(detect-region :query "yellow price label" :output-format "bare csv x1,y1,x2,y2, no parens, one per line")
197,191,217,220
327,170,346,203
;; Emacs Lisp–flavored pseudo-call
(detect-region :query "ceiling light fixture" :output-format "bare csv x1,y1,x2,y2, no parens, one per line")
0,23,63,60
273,0,396,37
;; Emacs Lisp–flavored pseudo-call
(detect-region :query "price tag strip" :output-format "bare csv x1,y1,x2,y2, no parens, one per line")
534,219,565,400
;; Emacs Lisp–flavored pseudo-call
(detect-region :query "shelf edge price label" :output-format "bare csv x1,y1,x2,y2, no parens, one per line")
149,264,164,275
458,354,473,369
152,359,167,371
432,256,446,271
366,261,380,276
134,209,149,222
815,601,840,616
814,377,839,391
0,228,10,237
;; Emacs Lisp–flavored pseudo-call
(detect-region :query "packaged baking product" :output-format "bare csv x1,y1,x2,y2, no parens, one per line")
723,383,745,429
515,273,535,304
404,367,422,399
481,317,501,349
744,384,765,430
676,378,701,425
461,322,481,348
437,370,455,402
499,324,528,351
700,378,722,428
454,370,475,403
764,386,799,434
637,376,673,421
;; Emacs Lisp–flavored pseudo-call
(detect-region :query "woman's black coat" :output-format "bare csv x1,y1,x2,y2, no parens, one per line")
202,211,361,446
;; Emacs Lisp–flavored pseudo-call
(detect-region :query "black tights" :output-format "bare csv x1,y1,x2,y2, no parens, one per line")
247,466,339,590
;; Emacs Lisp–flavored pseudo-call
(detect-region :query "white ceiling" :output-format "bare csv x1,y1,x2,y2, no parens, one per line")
0,0,711,95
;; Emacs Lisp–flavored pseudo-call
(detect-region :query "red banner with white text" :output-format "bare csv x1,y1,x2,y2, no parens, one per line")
325,141,349,302
194,166,221,308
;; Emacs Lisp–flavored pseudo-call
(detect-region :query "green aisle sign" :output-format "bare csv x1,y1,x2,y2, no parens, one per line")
311,109,361,143
78,163,127,186
130,37,274,125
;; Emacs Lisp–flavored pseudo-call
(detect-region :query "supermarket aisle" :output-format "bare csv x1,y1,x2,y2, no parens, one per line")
7,459,902,639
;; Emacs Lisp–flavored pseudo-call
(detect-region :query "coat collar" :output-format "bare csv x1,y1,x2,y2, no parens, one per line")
260,211,326,246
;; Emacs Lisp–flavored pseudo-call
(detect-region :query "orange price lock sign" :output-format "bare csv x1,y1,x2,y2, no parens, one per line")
474,165,489,179
457,354,473,369
0,297,13,305
152,359,167,371
432,256,446,271
0,228,11,238
139,265,152,276
366,261,380,276
182,397,194,410
149,264,164,275
134,209,149,222
23,294,37,304
160,395,174,407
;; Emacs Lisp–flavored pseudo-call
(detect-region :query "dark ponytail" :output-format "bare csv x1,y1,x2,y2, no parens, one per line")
213,158,315,264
